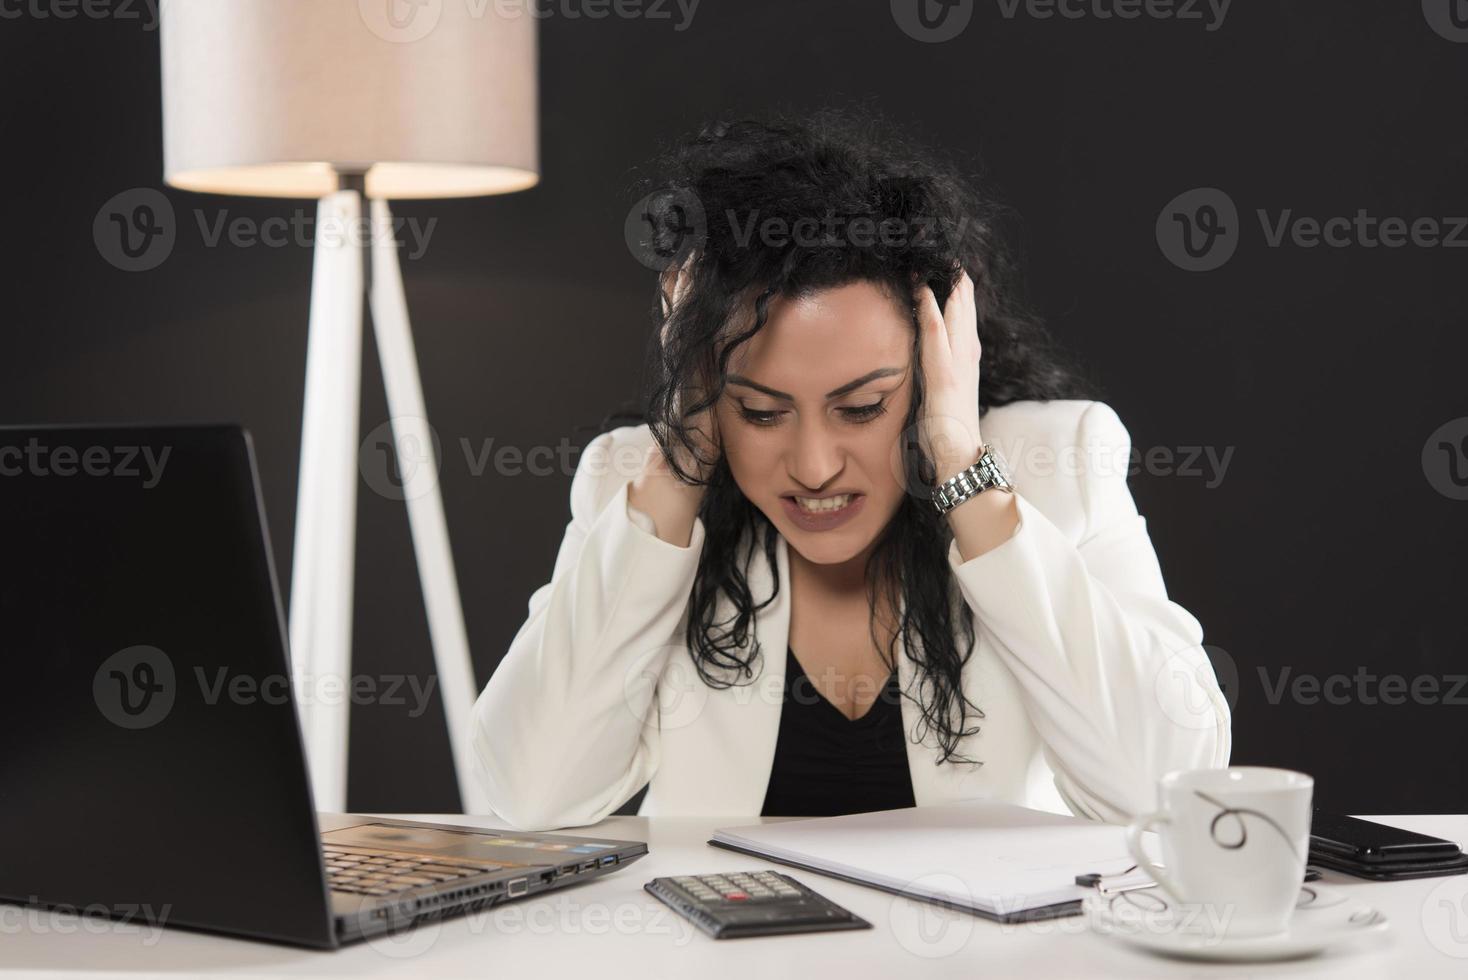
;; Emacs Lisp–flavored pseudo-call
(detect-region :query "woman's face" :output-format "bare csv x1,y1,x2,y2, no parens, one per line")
715,280,915,567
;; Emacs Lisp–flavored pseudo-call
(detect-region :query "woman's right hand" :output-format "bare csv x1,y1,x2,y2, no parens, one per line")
655,256,721,485
627,257,719,548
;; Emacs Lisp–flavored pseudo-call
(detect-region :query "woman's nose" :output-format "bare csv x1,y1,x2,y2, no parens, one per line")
787,415,843,490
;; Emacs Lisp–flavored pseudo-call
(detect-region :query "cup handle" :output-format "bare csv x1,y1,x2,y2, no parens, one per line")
1124,810,1184,903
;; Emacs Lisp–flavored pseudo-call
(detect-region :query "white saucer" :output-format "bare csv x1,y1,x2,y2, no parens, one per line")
1083,883,1390,962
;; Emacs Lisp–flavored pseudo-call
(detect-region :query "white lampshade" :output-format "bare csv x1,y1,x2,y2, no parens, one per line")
160,0,539,199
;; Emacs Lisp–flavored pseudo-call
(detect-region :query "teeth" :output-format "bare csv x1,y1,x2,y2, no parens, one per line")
795,493,853,513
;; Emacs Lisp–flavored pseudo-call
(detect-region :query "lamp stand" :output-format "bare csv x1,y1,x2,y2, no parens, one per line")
288,171,488,814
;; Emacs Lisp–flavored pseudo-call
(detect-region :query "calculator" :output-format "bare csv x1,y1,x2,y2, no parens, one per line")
644,870,871,939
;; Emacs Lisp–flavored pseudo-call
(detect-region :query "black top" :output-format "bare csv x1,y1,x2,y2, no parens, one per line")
760,645,917,817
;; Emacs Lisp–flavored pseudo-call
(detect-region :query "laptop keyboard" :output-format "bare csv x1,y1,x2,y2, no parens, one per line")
323,843,502,897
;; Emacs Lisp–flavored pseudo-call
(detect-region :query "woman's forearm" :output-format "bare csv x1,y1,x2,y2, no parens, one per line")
946,486,1022,562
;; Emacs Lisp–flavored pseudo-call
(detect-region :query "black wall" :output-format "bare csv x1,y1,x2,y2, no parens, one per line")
3,1,1464,814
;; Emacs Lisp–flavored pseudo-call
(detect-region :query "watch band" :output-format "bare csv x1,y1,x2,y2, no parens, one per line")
931,445,1014,516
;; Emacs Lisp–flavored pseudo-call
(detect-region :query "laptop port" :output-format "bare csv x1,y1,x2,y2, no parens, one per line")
540,870,556,884
578,860,598,872
599,855,617,867
506,877,529,898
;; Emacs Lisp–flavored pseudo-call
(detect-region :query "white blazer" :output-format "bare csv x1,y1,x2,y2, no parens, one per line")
468,398,1232,831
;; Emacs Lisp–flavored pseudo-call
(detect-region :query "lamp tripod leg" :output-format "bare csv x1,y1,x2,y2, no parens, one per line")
367,197,489,815
288,188,364,815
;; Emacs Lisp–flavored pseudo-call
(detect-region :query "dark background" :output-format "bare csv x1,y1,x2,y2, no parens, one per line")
2,2,1464,815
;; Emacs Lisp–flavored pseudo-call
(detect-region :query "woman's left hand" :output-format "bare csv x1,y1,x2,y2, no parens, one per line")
914,269,984,484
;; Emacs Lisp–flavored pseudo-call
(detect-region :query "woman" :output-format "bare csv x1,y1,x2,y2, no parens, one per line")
470,106,1231,831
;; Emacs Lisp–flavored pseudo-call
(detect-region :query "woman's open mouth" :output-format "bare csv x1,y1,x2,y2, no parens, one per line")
780,492,865,531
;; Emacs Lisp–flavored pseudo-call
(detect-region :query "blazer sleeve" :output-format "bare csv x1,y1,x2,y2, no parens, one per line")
468,427,706,830
947,400,1232,825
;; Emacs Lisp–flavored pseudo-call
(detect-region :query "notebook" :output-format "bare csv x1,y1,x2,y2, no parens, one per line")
707,799,1143,923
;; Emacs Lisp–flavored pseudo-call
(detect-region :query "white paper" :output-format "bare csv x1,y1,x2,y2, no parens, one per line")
711,799,1139,915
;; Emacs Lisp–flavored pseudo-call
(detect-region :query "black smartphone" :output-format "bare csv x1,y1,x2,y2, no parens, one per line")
1309,810,1462,864
1308,849,1468,881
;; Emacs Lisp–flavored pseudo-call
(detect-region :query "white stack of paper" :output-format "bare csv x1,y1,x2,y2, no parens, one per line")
708,799,1143,922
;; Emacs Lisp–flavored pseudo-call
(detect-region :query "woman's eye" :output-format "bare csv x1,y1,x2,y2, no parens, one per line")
736,402,887,426
841,402,887,423
737,407,783,426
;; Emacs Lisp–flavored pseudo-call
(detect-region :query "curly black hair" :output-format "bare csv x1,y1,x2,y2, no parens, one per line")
599,102,1097,767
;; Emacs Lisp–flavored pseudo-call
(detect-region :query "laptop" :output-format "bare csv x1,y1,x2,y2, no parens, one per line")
0,423,647,948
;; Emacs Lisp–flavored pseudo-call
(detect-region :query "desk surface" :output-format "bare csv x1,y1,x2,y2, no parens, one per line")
4,813,1466,978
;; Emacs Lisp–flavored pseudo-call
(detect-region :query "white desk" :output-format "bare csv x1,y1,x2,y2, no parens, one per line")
3,813,1465,978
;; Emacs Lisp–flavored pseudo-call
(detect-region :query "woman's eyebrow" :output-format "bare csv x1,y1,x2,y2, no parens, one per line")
726,366,904,401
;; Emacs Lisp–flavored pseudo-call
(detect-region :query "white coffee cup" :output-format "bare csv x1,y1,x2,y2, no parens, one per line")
1124,766,1314,939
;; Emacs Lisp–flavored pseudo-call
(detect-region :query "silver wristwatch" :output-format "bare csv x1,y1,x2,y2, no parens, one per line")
931,445,1014,515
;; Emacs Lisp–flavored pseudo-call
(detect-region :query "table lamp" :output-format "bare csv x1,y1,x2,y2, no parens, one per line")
159,0,539,814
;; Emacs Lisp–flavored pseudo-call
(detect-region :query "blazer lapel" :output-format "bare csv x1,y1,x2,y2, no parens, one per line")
684,521,789,815
690,524,973,813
